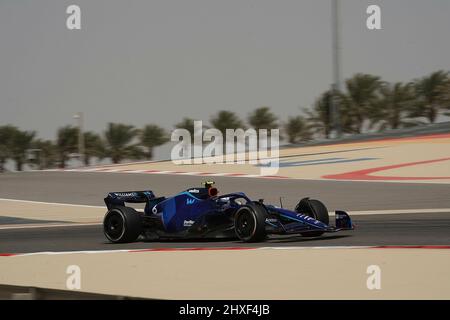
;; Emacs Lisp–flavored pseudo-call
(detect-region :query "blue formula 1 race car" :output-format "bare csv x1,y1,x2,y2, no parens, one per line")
103,181,354,243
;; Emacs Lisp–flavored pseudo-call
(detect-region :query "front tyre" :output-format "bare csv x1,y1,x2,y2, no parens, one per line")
295,198,329,237
103,206,142,243
234,204,267,242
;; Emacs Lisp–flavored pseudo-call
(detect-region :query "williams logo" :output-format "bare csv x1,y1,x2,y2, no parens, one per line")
114,192,136,197
186,198,196,205
183,220,195,227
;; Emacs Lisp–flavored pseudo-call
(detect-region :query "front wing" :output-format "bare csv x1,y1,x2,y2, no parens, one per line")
265,209,354,235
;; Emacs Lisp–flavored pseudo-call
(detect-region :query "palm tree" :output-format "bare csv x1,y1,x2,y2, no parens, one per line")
305,91,333,138
411,70,450,123
210,111,245,136
372,82,421,130
140,125,169,160
175,118,196,137
84,131,105,166
209,111,245,154
248,107,278,131
247,107,280,148
56,126,78,168
9,129,36,171
31,139,58,170
437,78,450,116
344,73,383,133
305,90,356,138
174,117,208,145
284,116,312,144
0,125,17,172
103,123,142,164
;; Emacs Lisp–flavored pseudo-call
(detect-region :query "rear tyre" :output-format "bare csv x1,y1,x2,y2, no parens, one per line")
234,204,267,242
296,199,329,237
103,206,142,243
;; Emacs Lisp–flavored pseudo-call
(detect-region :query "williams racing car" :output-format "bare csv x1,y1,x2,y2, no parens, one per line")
103,181,354,243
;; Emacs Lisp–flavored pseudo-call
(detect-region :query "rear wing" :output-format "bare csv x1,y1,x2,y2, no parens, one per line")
104,191,155,210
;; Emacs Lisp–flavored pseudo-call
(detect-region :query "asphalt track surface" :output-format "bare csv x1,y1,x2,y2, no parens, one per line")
1,172,450,253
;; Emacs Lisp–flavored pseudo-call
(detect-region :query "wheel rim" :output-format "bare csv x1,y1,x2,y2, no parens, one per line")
104,211,125,241
235,209,256,239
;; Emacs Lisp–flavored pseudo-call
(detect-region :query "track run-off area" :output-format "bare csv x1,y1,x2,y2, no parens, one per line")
1,172,450,252
0,132,449,299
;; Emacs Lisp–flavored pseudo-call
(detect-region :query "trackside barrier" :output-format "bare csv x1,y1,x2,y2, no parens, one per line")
0,284,146,300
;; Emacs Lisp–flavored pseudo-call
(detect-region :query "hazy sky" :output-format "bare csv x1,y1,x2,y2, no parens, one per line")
1,0,449,141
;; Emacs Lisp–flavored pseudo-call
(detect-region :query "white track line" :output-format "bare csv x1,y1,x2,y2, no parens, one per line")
3,206,448,230
0,222,102,230
1,198,449,217
0,198,103,209
5,249,137,257
44,168,289,179
4,245,450,257
0,199,449,230
42,168,450,184
0,246,372,257
345,208,450,215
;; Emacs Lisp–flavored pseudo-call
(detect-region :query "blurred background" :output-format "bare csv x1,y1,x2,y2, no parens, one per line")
1,0,449,170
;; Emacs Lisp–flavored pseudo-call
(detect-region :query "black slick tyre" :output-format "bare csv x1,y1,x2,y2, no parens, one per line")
103,206,142,243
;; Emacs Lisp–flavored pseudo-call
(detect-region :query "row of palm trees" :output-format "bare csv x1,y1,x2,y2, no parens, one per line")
305,70,450,140
0,123,169,171
1,70,449,171
0,109,284,171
